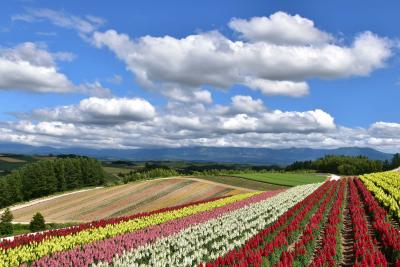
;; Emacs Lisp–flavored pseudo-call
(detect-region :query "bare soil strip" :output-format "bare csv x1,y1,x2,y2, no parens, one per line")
341,189,355,267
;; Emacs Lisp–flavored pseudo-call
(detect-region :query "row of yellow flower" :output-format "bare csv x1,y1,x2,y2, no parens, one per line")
0,192,258,266
360,171,400,220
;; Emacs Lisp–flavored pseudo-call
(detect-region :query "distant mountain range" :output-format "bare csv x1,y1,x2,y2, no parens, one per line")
0,143,394,165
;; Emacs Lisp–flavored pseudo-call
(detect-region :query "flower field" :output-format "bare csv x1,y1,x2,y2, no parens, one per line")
1,172,400,266
360,171,400,220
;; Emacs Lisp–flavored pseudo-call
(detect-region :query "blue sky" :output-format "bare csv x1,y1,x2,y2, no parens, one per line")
0,0,399,152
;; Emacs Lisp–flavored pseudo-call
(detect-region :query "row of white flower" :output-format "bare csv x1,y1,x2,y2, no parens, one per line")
94,183,322,267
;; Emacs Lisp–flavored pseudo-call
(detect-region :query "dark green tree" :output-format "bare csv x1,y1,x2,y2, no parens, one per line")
29,212,46,232
392,153,400,169
0,208,14,235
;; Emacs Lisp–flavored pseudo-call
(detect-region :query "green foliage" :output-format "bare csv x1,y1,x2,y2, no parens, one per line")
0,208,13,235
286,155,391,175
29,212,46,232
0,157,106,209
122,168,179,183
392,153,400,168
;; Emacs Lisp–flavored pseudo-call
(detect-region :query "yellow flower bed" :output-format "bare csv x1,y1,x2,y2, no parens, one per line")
360,171,400,220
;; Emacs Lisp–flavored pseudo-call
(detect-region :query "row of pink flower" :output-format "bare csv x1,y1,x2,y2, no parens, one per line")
29,190,284,267
0,195,229,251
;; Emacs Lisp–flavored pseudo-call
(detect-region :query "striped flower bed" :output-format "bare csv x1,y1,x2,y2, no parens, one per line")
0,183,324,267
1,193,257,266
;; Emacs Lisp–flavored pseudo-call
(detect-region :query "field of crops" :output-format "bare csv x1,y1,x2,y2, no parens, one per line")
232,172,327,186
11,178,249,223
1,172,399,266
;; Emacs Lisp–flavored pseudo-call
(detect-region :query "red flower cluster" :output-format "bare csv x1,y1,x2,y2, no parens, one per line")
348,178,387,267
354,178,400,265
202,181,336,267
310,179,346,266
0,195,228,251
280,179,346,267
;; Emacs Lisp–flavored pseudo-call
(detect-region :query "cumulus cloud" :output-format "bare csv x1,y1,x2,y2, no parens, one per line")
93,14,391,99
26,97,156,125
244,79,309,97
0,42,110,96
228,11,333,45
12,8,105,34
3,96,400,152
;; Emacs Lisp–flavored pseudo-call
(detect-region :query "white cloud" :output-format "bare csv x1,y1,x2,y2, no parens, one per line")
228,11,333,45
244,79,309,97
0,42,110,96
12,8,105,34
28,97,156,125
93,17,391,100
3,99,400,152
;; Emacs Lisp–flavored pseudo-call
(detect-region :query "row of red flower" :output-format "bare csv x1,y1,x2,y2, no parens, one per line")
278,178,346,267
0,195,229,251
348,178,387,267
310,178,346,267
354,178,400,265
200,180,337,267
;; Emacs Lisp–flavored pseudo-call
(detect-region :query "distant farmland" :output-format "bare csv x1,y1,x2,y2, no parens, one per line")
11,177,251,223
231,172,327,187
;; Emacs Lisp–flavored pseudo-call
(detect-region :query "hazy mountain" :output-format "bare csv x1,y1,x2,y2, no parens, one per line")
0,143,393,165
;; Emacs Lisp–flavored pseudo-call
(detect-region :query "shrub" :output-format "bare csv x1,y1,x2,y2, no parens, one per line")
0,208,13,235
29,212,45,232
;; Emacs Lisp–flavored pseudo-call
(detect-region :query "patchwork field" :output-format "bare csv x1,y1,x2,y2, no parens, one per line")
10,177,251,223
0,156,26,163
232,172,327,186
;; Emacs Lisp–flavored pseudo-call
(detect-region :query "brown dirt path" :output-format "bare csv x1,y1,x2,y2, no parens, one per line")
341,186,355,267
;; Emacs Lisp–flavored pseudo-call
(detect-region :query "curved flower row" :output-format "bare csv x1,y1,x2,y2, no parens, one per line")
92,183,322,267
310,179,346,266
354,177,400,264
360,171,400,220
279,179,346,267
31,190,284,266
0,195,229,251
348,178,387,267
0,192,257,266
200,180,335,267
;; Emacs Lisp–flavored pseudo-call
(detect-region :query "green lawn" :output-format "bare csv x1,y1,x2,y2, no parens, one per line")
1,222,78,238
197,175,287,191
231,172,327,187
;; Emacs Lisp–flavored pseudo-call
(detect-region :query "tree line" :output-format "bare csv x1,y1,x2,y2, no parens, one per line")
0,157,106,208
286,154,400,175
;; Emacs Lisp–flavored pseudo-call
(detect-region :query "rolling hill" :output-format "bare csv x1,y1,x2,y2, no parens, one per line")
0,143,393,165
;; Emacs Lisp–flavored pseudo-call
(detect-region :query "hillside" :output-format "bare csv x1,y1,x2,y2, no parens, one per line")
0,143,393,165
9,177,251,223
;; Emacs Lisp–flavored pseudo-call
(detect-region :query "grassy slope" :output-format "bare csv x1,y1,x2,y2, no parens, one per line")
231,172,327,187
1,222,78,238
197,175,287,191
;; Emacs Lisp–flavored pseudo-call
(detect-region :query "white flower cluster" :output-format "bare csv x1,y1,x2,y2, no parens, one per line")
94,183,321,267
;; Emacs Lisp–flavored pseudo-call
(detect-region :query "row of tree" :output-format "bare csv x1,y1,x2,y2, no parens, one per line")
0,208,45,236
0,157,106,208
286,154,400,175
120,167,179,183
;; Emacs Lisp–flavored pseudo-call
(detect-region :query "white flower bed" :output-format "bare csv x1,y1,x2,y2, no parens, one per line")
94,183,321,267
